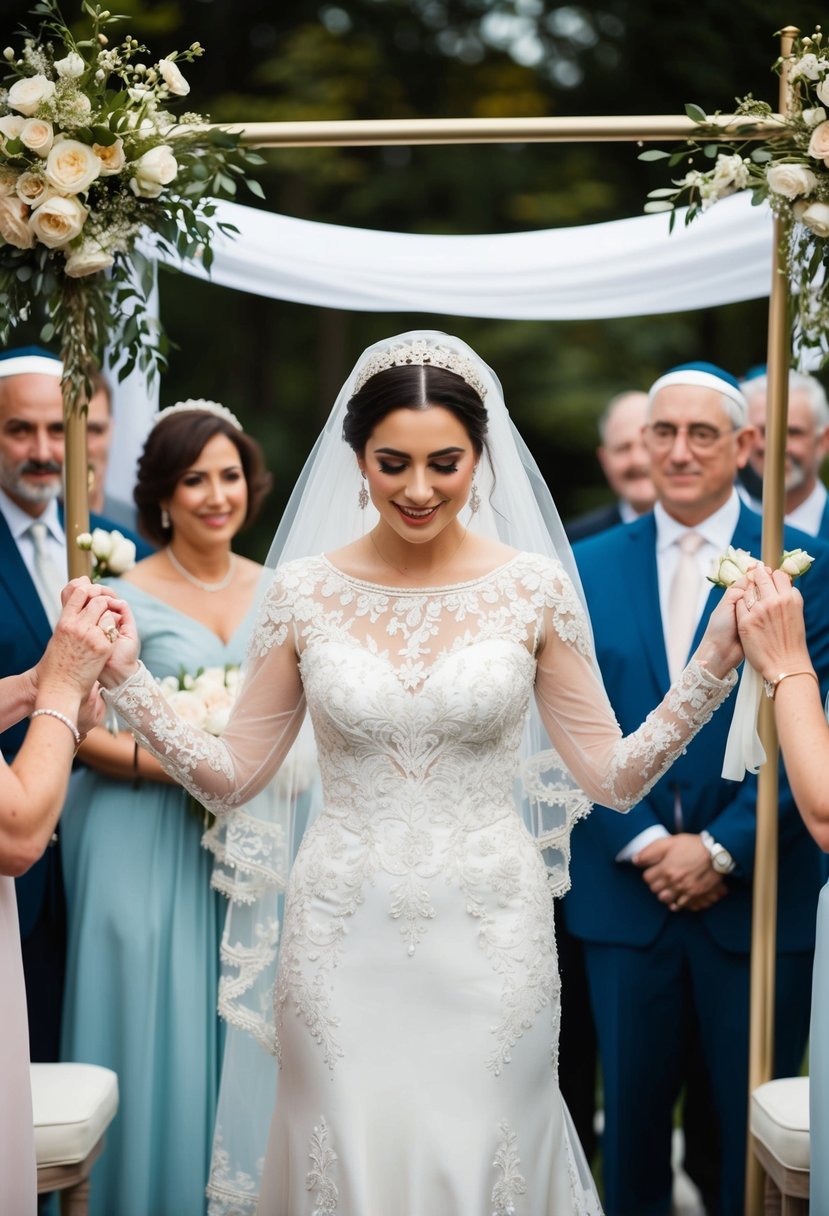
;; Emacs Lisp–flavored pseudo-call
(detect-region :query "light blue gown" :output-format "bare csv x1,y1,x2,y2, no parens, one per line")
812,880,829,1215
61,581,256,1216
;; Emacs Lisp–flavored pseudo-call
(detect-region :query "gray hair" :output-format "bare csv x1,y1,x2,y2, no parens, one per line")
741,371,829,427
597,391,647,443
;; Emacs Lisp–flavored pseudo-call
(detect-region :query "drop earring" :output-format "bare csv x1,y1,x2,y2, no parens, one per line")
161,506,171,530
469,476,480,514
358,475,369,511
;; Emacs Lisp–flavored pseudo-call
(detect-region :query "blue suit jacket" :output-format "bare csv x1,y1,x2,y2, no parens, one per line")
0,507,151,937
565,504,829,955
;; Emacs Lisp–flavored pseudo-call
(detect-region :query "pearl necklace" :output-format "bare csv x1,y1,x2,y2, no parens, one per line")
166,547,237,593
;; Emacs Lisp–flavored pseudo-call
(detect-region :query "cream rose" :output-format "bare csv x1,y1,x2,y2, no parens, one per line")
800,201,829,237
708,546,758,588
29,194,87,248
54,51,86,79
802,106,827,128
93,136,125,175
7,74,56,116
158,57,190,96
807,120,829,164
766,163,818,200
20,117,54,157
0,195,34,249
15,171,55,209
103,531,137,574
44,138,101,194
165,689,206,727
129,144,177,198
0,114,25,142
779,548,815,579
64,238,115,278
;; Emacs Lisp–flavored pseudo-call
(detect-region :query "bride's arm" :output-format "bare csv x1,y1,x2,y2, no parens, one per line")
532,568,740,812
98,576,306,815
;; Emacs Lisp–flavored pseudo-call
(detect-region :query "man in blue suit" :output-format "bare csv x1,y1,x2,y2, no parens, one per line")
567,363,829,1216
0,346,149,1062
741,370,829,539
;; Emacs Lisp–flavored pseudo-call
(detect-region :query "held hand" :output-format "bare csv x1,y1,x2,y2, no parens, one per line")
38,582,116,697
736,565,811,681
77,684,105,736
634,833,727,911
694,586,744,678
98,597,140,689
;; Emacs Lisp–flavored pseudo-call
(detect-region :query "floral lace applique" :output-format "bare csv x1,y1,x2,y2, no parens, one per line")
306,1118,338,1214
491,1120,528,1215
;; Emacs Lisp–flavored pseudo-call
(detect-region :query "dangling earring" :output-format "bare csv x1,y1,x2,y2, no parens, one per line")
358,475,369,511
161,506,171,530
469,476,480,515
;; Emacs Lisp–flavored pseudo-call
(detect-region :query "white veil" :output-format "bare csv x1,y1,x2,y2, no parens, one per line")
207,329,596,1214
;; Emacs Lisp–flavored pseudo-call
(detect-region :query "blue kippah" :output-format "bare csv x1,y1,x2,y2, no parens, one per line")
741,364,767,382
0,346,62,379
648,361,747,420
664,361,742,393
0,345,60,364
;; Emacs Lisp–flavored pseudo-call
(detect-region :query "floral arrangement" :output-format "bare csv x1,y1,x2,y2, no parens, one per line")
641,29,829,364
0,1,263,408
708,545,814,588
157,664,241,738
76,525,135,578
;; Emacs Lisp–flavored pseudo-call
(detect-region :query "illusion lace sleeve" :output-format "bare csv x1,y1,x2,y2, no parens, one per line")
532,564,737,812
103,569,307,817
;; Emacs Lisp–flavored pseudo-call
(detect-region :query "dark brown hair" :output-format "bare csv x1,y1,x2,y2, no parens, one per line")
134,410,272,546
343,364,490,462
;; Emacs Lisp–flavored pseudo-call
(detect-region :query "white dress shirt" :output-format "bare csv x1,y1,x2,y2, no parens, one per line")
0,488,67,609
616,491,741,862
785,480,828,538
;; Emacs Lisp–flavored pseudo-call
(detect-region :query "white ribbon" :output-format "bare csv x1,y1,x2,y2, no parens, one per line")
721,662,766,780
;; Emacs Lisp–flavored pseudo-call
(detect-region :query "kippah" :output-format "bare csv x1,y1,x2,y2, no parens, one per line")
648,361,747,422
0,346,62,380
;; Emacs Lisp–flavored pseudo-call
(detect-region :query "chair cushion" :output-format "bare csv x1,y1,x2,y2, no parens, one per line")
750,1076,810,1172
31,1063,119,1169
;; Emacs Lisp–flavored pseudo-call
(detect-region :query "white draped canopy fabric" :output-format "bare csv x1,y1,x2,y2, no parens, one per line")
106,190,773,503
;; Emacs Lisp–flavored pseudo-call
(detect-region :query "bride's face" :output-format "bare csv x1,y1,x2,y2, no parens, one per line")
359,405,477,544
163,432,248,549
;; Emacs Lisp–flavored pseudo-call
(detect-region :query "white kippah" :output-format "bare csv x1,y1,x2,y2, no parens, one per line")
648,369,747,422
0,355,63,380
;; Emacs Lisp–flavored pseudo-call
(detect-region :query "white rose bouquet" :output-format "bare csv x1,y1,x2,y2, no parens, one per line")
640,29,829,365
156,664,241,824
76,526,136,579
708,546,815,780
0,0,264,406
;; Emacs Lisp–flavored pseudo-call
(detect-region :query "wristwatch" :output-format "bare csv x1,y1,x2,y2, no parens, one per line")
700,830,736,875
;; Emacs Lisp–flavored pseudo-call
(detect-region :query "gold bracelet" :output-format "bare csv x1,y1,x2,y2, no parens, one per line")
762,670,819,700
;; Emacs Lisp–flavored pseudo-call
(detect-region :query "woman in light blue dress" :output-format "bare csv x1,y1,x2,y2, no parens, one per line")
61,401,271,1216
736,563,829,1215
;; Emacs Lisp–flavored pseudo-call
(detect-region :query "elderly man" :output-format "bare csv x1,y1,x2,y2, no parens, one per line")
567,362,829,1216
566,390,655,541
0,345,148,1062
740,370,829,536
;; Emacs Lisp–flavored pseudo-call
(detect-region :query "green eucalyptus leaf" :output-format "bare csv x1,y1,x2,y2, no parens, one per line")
685,103,708,124
638,149,672,161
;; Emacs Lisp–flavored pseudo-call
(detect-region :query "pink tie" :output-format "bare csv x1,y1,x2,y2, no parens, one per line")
667,531,704,681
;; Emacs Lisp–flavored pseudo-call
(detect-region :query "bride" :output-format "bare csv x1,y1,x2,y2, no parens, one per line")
98,331,743,1215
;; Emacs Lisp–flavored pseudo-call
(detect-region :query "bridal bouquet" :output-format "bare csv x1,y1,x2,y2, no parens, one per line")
0,0,263,406
156,665,241,824
640,29,829,364
76,526,135,579
709,545,814,780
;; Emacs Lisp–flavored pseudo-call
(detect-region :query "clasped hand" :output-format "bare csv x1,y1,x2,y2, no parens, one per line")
633,834,728,912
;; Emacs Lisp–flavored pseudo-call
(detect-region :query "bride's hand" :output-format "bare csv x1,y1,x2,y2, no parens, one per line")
97,596,141,689
694,586,744,678
735,565,811,680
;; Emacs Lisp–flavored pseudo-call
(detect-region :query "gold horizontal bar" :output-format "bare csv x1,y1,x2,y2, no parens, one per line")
205,113,788,149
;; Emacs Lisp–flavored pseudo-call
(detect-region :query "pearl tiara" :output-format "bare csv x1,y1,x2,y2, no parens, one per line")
352,339,488,402
152,398,243,431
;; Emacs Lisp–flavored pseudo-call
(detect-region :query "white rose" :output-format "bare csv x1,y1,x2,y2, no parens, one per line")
158,675,181,696
44,138,101,195
165,689,207,727
64,238,114,278
15,171,55,209
807,120,829,164
193,668,228,692
105,532,136,574
89,527,115,561
129,144,177,198
29,193,87,248
93,137,125,175
766,163,818,200
203,705,232,735
802,106,827,128
0,195,33,249
0,114,25,142
712,153,750,191
54,51,86,79
793,53,822,81
779,548,815,579
76,531,93,550
7,74,56,116
20,117,54,156
158,57,190,96
800,200,829,237
708,546,757,588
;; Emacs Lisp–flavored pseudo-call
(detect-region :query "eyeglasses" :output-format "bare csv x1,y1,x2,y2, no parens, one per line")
646,421,738,451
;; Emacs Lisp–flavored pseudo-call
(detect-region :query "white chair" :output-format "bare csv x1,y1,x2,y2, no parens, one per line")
31,1063,119,1216
750,1076,810,1216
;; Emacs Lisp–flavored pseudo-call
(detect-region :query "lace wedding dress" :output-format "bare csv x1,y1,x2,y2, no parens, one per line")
106,551,735,1215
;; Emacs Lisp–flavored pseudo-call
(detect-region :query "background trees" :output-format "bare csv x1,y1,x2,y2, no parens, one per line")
4,0,824,551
